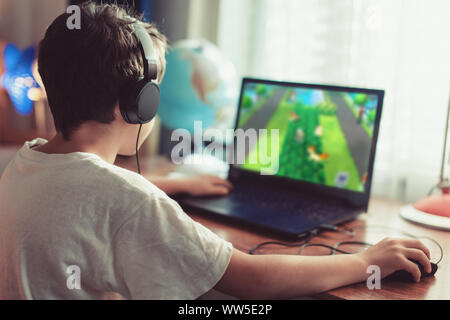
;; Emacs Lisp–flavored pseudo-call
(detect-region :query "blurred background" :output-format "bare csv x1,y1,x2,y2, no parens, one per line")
0,0,449,204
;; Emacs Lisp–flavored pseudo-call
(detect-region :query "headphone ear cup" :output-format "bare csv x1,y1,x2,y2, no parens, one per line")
120,80,160,124
137,81,160,122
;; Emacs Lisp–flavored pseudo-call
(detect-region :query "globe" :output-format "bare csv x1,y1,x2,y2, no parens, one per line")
158,39,239,139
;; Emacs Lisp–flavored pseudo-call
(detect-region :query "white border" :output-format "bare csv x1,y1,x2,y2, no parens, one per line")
399,205,450,231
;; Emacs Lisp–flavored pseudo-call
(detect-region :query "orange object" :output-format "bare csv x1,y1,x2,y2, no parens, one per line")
362,173,368,183
289,112,300,121
414,194,450,218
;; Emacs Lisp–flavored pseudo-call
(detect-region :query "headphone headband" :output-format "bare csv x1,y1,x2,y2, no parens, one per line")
132,21,158,81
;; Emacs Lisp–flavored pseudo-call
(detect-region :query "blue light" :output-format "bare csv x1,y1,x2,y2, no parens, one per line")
4,44,21,70
1,44,39,115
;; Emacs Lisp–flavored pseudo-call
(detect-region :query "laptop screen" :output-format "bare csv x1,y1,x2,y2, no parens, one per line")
236,79,383,193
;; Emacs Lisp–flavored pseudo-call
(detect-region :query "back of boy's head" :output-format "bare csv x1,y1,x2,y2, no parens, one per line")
38,2,168,140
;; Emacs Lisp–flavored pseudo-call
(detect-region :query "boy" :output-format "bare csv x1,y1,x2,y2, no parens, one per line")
0,2,432,300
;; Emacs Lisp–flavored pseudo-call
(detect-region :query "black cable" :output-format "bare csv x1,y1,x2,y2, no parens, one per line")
136,124,143,175
249,240,309,255
248,225,353,255
249,224,444,265
419,237,444,265
248,225,357,255
248,230,318,255
351,225,444,265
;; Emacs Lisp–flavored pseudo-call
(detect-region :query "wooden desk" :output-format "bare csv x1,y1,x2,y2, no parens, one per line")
117,156,450,300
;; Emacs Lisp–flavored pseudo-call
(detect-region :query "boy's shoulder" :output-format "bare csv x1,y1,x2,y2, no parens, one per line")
79,156,168,202
52,154,177,226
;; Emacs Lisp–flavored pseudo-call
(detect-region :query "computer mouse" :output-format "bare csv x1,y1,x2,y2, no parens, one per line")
385,260,438,282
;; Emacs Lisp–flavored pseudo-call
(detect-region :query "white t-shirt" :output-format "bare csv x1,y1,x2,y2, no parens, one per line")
0,139,233,300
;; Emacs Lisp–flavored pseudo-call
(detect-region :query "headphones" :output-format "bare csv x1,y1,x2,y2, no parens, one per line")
119,21,160,125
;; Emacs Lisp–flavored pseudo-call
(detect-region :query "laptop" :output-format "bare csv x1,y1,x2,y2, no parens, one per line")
177,78,384,238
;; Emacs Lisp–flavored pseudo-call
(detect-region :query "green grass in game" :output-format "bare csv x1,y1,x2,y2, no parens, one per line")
241,89,364,192
319,115,361,191
277,103,326,184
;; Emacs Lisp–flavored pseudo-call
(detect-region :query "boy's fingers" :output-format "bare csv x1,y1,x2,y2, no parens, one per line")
202,182,230,195
404,248,432,274
399,239,431,259
210,186,230,195
209,176,233,189
400,257,421,282
222,180,233,190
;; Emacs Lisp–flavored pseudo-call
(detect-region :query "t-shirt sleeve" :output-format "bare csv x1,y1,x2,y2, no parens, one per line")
113,196,233,300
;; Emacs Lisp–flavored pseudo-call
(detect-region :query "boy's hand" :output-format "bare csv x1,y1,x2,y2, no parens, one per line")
179,174,233,196
357,237,432,282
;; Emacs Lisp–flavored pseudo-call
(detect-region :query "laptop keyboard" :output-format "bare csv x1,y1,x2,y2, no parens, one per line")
229,185,350,222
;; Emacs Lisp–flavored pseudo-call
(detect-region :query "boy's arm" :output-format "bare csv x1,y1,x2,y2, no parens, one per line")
215,238,431,299
147,174,233,196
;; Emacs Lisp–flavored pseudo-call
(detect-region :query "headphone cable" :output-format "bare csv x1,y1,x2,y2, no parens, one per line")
136,124,143,175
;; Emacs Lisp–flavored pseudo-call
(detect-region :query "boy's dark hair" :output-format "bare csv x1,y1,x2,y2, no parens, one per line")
38,2,168,140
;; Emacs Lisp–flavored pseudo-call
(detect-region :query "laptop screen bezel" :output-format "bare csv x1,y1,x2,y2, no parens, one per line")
229,77,385,210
